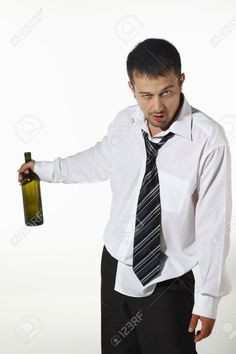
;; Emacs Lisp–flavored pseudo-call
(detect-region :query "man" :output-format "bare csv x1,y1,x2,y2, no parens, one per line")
18,38,232,354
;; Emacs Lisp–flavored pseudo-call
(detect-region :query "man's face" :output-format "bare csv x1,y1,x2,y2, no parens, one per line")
128,71,185,135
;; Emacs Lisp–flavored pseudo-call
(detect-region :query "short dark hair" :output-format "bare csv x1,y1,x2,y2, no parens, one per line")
126,38,181,85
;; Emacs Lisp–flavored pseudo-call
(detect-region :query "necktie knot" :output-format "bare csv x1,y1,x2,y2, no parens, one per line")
141,129,175,158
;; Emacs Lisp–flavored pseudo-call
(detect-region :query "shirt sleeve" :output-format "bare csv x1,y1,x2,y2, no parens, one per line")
192,143,232,319
34,121,113,183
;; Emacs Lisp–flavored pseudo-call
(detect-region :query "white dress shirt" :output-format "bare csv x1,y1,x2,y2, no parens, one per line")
34,93,232,319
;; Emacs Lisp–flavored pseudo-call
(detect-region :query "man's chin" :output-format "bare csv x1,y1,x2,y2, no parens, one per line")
150,120,164,128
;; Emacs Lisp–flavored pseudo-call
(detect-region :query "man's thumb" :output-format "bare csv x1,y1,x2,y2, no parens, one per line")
188,313,199,332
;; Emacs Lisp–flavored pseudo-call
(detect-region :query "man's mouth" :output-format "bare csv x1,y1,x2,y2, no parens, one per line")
152,114,164,121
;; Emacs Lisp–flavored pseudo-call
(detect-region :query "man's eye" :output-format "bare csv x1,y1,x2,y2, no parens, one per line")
161,90,171,96
141,95,152,99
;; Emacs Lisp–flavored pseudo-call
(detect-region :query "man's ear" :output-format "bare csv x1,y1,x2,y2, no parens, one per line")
128,81,136,98
178,73,185,91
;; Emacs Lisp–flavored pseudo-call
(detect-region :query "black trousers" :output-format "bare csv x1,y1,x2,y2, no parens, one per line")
101,245,198,354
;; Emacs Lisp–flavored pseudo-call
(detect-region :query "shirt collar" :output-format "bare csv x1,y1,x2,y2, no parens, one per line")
132,93,192,141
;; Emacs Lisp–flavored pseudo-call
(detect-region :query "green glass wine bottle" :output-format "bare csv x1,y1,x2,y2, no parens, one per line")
21,152,44,226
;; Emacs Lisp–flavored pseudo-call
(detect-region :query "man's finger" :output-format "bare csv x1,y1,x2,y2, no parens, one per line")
188,313,199,333
194,328,209,342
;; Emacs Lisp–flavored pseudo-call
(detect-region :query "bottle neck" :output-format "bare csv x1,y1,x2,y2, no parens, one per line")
24,152,31,163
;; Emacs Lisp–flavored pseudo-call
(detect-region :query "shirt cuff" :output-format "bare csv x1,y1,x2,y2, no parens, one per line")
192,293,221,319
34,161,54,182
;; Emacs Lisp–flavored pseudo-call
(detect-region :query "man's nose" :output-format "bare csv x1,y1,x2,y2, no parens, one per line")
152,96,164,113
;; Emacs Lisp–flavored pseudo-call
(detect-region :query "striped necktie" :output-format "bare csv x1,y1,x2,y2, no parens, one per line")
133,129,175,286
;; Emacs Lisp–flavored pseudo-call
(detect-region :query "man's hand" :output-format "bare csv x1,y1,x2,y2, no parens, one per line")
188,313,215,342
17,160,35,183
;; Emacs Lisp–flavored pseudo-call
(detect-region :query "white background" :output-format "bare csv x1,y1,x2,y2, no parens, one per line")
0,0,236,353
